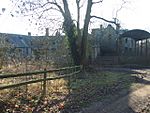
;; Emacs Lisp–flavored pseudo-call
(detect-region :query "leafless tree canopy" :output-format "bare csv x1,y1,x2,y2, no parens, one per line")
11,0,127,65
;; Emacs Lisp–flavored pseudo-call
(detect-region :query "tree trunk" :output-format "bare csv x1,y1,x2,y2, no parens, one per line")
81,0,92,66
62,0,80,65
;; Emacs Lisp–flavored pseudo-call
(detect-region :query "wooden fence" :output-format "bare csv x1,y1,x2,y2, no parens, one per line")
0,65,82,96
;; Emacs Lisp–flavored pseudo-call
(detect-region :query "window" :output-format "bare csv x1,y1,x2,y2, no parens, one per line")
125,38,128,43
125,47,128,52
108,34,112,41
52,41,56,45
51,48,56,51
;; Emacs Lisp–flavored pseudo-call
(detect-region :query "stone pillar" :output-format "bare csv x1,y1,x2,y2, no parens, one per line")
134,41,136,56
116,38,121,56
137,41,139,56
95,47,98,59
146,39,148,56
140,40,143,56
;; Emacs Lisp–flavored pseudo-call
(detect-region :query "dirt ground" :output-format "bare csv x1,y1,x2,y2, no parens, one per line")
81,68,150,113
1,67,150,113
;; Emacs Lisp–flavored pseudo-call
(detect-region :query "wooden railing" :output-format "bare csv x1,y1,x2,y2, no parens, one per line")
0,65,82,96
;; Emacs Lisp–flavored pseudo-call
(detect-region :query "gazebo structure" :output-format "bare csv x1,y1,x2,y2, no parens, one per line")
118,29,150,65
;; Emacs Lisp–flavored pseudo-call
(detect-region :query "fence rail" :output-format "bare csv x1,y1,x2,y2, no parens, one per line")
0,65,81,79
0,65,82,95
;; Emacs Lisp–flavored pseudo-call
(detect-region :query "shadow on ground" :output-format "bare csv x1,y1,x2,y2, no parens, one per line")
0,66,150,113
62,67,150,113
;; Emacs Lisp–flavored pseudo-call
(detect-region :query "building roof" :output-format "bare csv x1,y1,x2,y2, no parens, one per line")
119,29,150,41
0,32,64,49
6,34,32,48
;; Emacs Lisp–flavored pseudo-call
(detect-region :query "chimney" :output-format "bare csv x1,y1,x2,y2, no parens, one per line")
116,24,120,34
28,32,31,36
45,28,49,36
100,24,103,30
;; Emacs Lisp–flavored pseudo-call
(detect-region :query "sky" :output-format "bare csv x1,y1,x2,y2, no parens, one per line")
0,0,150,36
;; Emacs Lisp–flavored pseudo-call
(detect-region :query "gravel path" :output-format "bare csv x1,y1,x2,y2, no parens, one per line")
81,68,150,113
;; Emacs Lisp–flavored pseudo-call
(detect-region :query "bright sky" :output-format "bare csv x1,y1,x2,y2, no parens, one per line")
0,0,37,35
0,0,150,35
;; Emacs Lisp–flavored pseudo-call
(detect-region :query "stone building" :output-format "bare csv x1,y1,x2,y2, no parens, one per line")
0,29,72,66
91,24,136,59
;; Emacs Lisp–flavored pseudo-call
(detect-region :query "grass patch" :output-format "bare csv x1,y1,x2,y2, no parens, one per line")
70,71,132,90
64,71,136,112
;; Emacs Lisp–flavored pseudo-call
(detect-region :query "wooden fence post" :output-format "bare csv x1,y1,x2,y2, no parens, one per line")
67,68,71,94
25,59,28,98
74,66,77,83
42,69,47,97
68,78,70,95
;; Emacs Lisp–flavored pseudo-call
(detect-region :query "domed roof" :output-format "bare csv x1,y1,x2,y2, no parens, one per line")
120,29,150,41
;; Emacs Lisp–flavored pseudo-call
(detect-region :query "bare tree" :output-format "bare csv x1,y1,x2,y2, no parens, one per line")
11,0,126,66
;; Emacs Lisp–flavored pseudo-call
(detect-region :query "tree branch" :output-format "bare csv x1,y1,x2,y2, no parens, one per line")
92,0,103,4
115,0,127,18
91,15,118,25
76,0,80,35
39,1,65,17
38,7,60,19
79,0,86,8
20,1,65,18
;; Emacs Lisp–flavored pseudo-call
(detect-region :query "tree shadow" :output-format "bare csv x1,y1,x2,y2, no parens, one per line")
62,67,150,113
1,66,150,113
